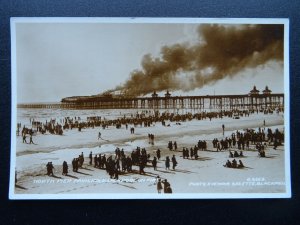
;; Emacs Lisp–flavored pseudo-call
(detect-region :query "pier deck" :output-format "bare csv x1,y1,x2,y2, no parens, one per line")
17,93,284,110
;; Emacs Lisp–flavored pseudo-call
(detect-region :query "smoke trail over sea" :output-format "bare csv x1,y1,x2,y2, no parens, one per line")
112,24,283,96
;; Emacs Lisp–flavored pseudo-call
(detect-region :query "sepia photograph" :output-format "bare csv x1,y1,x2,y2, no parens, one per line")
10,18,290,199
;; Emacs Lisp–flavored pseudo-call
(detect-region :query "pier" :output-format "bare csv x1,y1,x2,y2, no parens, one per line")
18,89,284,111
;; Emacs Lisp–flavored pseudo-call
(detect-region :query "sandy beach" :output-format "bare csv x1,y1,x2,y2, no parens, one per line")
13,112,286,196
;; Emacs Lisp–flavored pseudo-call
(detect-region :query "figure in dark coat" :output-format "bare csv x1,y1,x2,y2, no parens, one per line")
22,134,27,143
152,157,157,171
171,155,177,170
162,179,171,193
94,155,98,168
89,151,93,165
62,161,68,175
46,162,54,176
157,178,163,193
234,151,239,157
238,160,244,168
29,135,34,144
232,159,237,168
156,149,161,160
165,156,170,170
225,160,232,168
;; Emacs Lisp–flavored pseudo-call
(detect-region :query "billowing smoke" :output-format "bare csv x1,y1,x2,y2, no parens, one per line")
114,24,283,96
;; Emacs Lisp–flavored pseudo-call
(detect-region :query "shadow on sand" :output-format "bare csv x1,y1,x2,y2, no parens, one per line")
264,156,276,159
15,184,27,190
172,169,195,174
74,171,92,176
179,156,212,161
114,182,137,190
223,166,253,170
52,175,63,179
182,157,213,161
44,174,63,179
66,174,79,179
243,166,254,169
156,169,176,174
260,155,276,159
81,167,94,171
118,169,160,178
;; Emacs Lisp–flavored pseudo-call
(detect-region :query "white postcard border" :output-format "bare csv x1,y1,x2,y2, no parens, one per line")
9,17,291,199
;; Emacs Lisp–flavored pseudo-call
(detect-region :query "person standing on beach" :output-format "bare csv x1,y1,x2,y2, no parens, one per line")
29,134,34,144
98,132,101,140
62,161,68,175
174,141,177,151
152,157,157,171
157,178,163,193
89,151,93,165
22,134,27,144
80,152,84,167
138,155,146,174
165,156,170,170
222,124,225,136
156,149,161,160
190,147,194,159
94,155,98,168
162,179,172,193
46,162,54,176
75,158,80,172
72,158,76,172
171,155,177,170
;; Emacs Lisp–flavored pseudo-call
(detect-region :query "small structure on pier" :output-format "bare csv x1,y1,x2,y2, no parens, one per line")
262,86,272,95
151,91,158,98
165,91,171,98
249,86,260,96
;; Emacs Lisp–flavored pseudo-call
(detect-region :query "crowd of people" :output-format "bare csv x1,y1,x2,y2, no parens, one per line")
211,127,284,153
44,143,181,193
148,134,155,145
21,108,283,193
167,141,177,151
71,153,85,172
182,147,198,159
19,108,281,140
42,123,284,191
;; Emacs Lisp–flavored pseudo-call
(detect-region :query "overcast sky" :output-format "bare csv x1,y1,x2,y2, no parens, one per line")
15,21,284,103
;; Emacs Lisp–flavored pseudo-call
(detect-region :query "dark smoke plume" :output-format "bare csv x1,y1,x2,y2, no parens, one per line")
114,24,283,96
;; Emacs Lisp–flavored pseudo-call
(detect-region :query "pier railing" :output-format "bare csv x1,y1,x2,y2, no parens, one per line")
17,103,73,109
